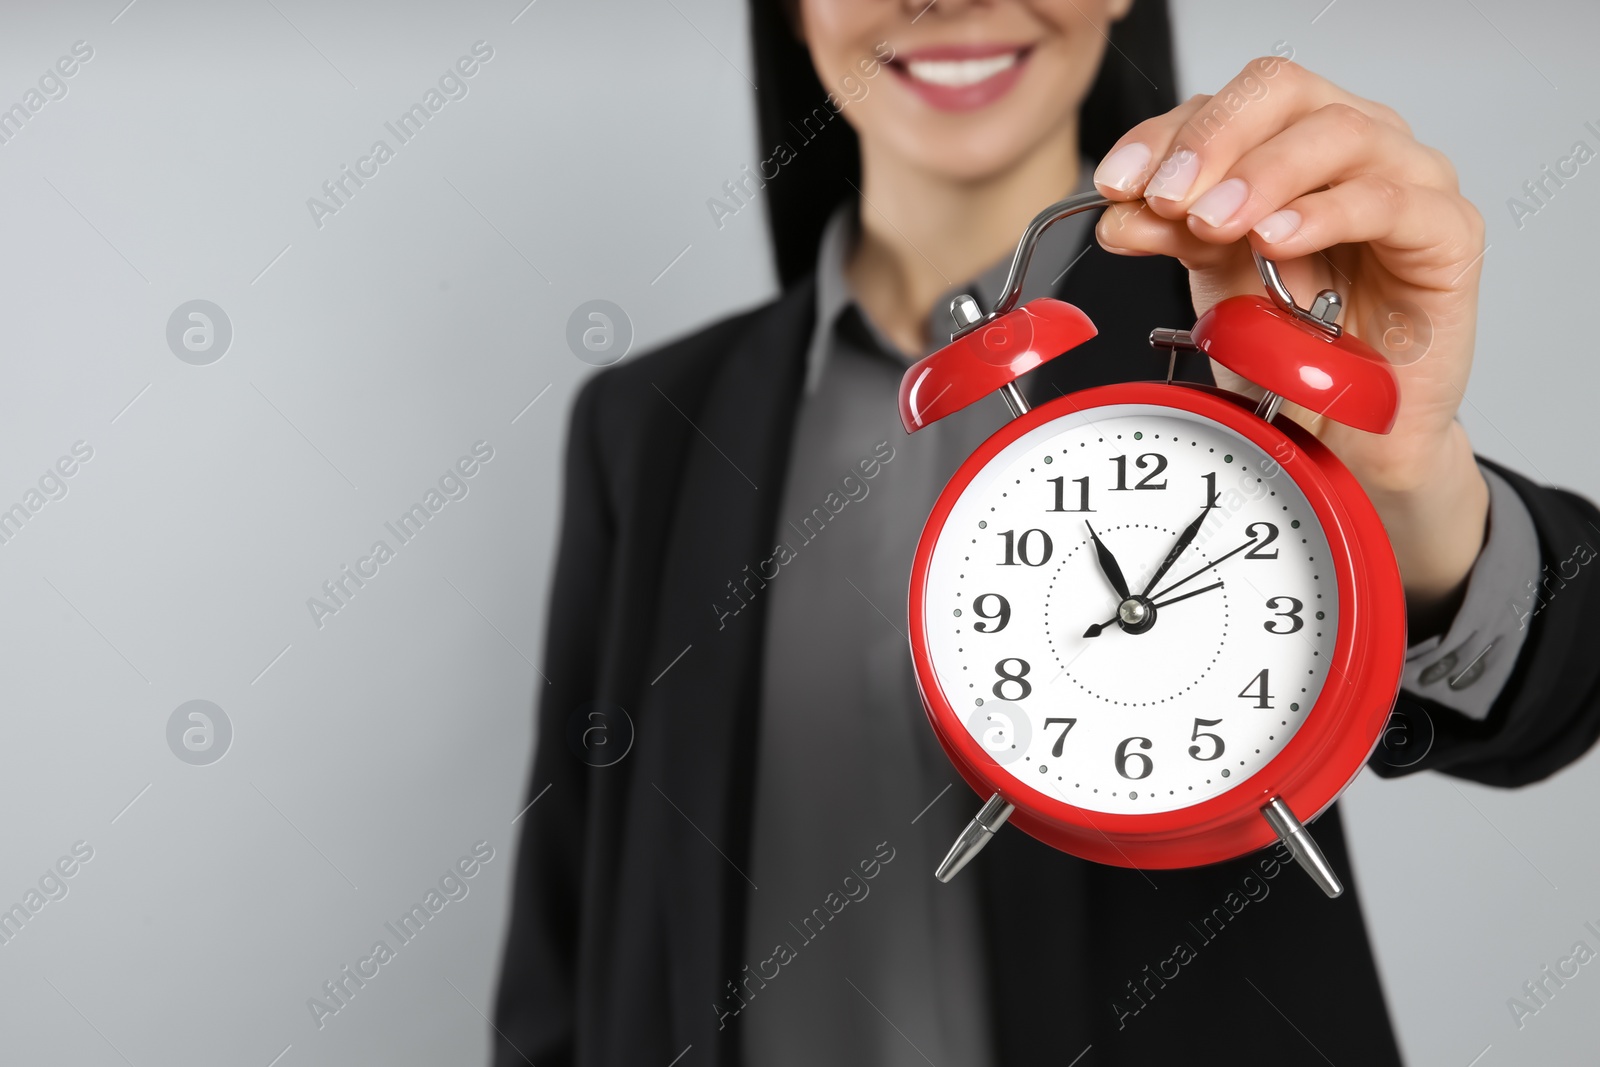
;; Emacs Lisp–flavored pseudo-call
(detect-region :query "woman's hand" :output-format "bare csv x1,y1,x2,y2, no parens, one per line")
1090,56,1490,632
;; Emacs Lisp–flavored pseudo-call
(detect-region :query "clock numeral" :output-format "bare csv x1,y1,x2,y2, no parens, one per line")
1202,471,1220,509
1188,718,1226,761
1245,521,1280,559
1238,668,1273,708
998,528,1053,567
993,658,1032,700
1110,452,1168,491
1047,475,1093,512
972,593,1010,633
1115,736,1154,780
1264,596,1305,634
1043,717,1077,758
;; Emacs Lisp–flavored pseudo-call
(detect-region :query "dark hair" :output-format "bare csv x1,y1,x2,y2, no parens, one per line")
747,1,1179,287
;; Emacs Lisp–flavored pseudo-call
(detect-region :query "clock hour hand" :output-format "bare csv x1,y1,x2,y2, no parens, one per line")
1085,521,1131,601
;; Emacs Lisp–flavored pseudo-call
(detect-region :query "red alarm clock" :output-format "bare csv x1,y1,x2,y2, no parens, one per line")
902,192,1406,898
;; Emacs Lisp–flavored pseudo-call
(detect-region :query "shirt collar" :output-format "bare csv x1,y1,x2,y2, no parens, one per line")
804,157,1100,395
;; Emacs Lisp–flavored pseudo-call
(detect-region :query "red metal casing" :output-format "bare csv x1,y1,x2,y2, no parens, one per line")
1191,295,1400,434
899,298,1097,433
906,381,1407,869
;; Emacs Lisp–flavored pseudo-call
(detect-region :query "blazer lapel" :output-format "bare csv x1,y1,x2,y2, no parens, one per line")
641,281,815,1066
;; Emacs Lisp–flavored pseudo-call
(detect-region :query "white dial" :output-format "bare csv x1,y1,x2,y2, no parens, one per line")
923,403,1340,815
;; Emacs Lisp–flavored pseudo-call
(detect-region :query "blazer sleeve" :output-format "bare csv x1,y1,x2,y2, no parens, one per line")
1372,456,1600,787
491,373,611,1067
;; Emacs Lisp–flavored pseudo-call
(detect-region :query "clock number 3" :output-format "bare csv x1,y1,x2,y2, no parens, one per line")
993,658,1032,700
1264,596,1305,634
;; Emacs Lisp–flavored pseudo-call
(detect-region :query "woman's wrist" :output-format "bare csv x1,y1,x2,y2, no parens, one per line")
1364,421,1490,637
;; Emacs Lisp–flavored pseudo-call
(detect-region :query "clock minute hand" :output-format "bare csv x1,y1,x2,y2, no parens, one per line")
1139,500,1214,597
1085,521,1131,601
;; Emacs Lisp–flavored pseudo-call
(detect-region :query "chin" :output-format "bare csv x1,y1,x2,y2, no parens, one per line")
875,113,1070,186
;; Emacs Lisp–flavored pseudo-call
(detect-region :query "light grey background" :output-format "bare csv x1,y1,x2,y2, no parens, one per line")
0,1,1594,1064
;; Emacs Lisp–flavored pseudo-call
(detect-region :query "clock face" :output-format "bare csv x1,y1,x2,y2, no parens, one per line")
921,402,1341,816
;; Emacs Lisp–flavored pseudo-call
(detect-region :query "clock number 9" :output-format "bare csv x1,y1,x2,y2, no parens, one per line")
1264,596,1305,634
1114,736,1153,780
1188,718,1225,761
972,593,1010,633
993,658,1032,700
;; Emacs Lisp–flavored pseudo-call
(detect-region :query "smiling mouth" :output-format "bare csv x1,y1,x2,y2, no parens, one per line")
905,50,1024,88
888,45,1034,111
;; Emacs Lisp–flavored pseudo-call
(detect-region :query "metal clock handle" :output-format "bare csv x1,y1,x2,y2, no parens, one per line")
946,191,1115,418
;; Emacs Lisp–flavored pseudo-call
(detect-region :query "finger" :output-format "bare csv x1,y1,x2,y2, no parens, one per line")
1183,104,1459,242
1098,58,1412,219
1246,176,1485,287
1096,201,1231,267
1092,93,1215,198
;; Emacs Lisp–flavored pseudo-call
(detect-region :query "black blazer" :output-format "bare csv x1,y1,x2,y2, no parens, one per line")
492,245,1600,1066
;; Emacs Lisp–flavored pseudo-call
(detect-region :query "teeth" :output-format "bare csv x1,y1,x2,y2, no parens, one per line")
905,52,1018,88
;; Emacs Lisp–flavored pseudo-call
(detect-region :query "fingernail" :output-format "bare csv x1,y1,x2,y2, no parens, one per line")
1093,143,1152,193
1253,209,1302,244
1188,178,1251,228
1145,148,1199,201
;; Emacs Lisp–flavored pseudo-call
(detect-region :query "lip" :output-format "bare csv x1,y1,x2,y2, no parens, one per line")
887,42,1034,113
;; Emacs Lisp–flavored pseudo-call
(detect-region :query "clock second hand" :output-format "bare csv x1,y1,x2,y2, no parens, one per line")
1150,580,1224,610
1148,537,1257,602
1082,578,1226,637
1082,528,1262,639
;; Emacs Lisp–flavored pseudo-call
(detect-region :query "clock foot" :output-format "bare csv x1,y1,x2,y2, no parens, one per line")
934,793,1014,883
1261,796,1343,899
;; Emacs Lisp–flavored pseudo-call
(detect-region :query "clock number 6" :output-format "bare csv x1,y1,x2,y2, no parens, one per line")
1264,596,1305,634
993,658,1032,700
972,593,1010,633
1188,718,1225,761
1114,736,1153,780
